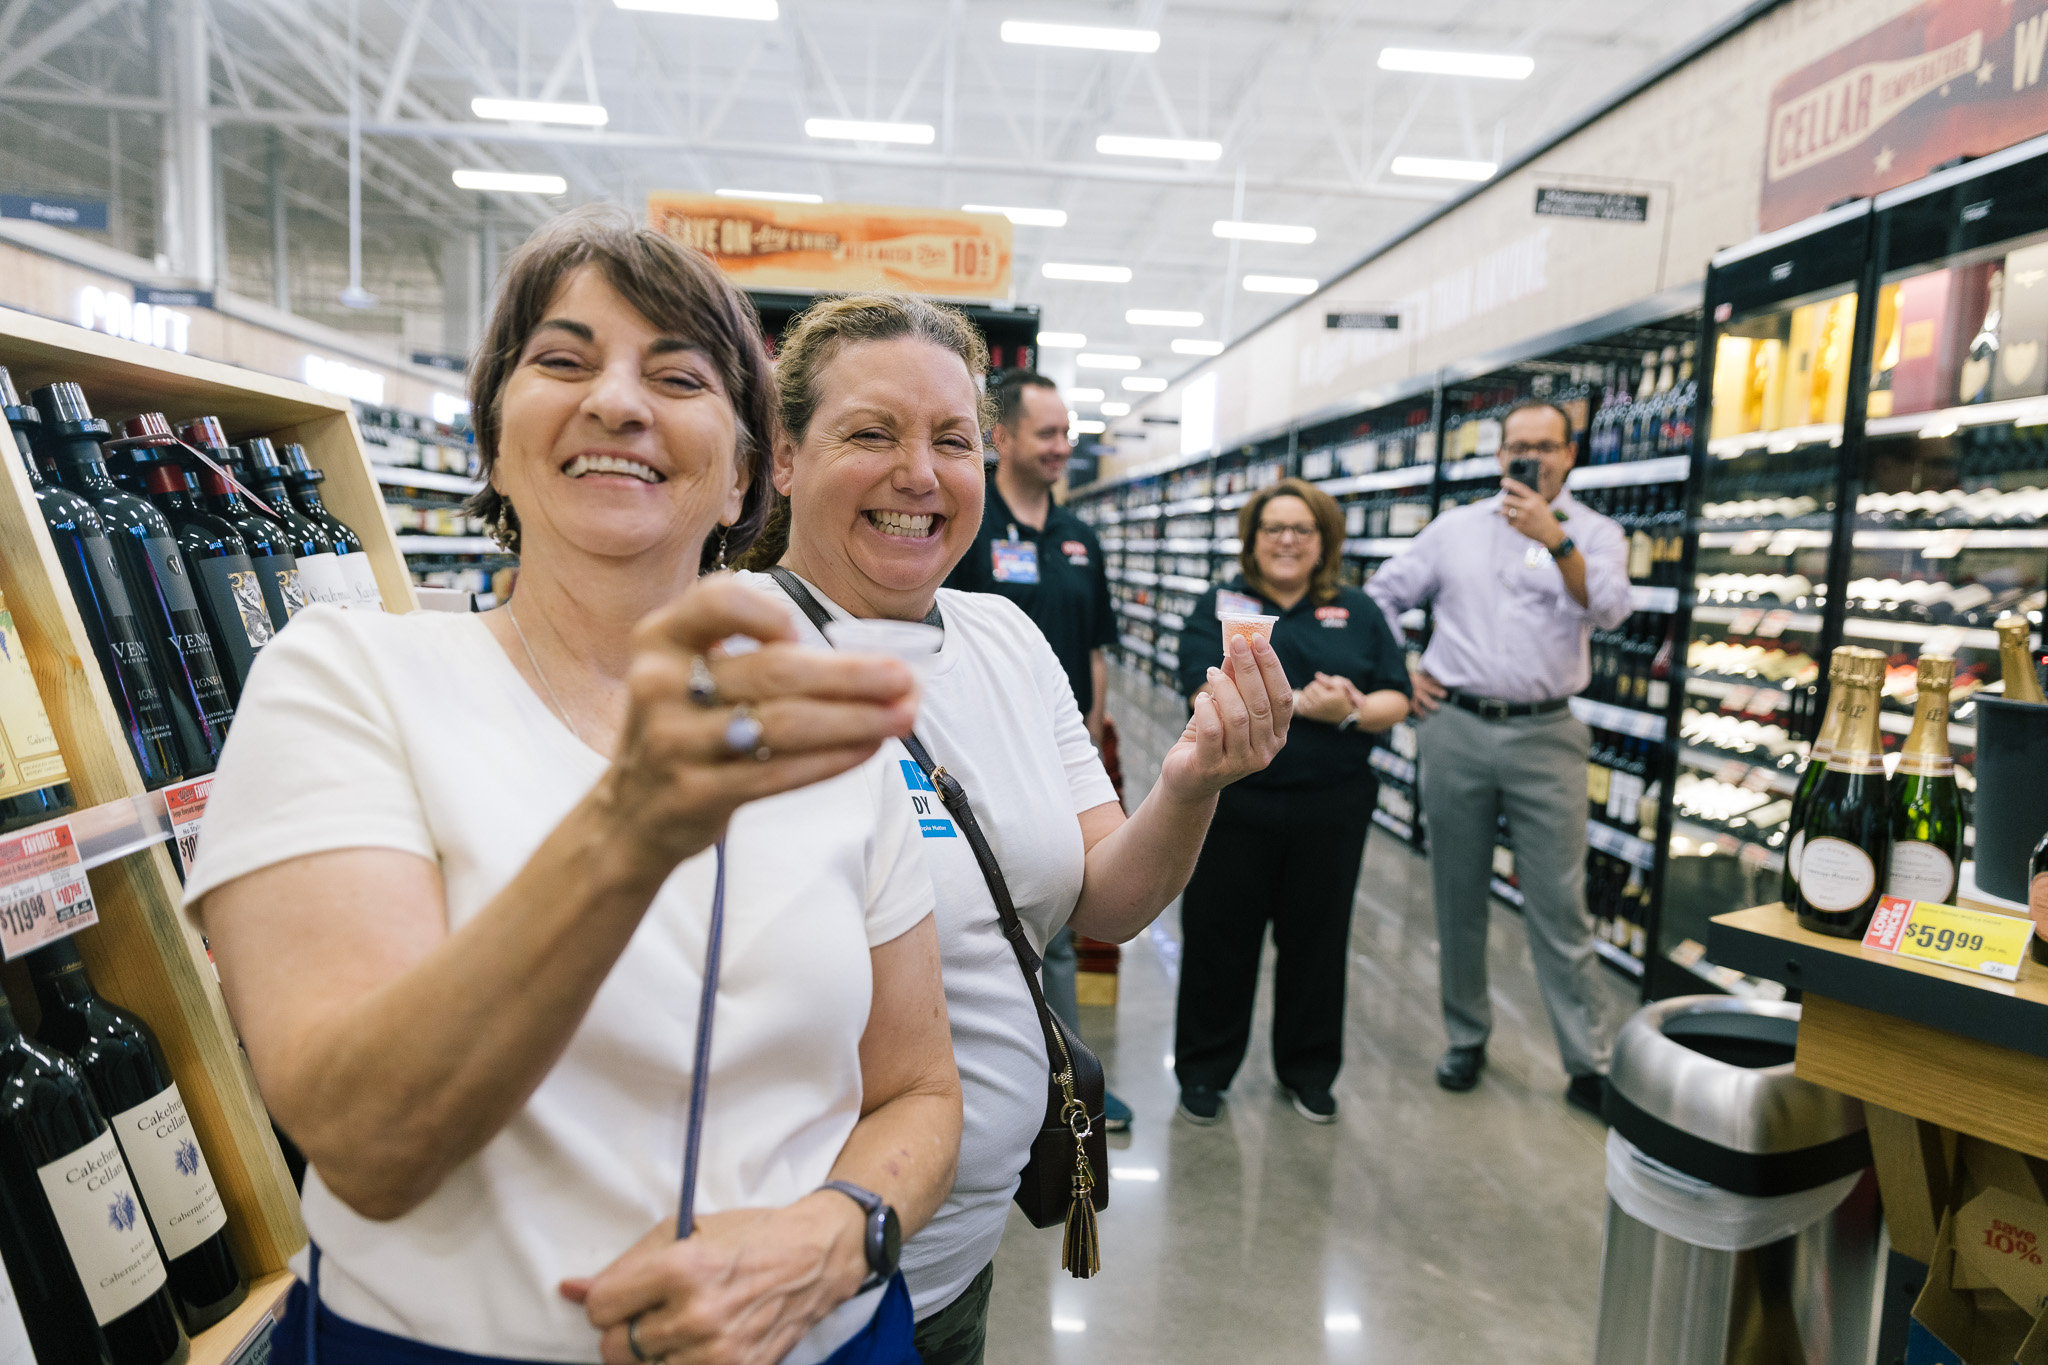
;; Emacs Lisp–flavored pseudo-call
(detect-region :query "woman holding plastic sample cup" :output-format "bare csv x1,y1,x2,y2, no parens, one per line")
737,291,1291,1364
1172,478,1411,1128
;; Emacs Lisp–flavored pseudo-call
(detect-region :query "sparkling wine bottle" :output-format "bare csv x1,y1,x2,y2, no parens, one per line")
1886,653,1962,904
27,939,244,1334
1794,650,1891,938
1996,615,2046,704
1782,647,1860,907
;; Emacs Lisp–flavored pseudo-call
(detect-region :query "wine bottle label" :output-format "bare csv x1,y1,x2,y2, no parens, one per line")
0,610,68,799
80,535,134,618
338,553,384,612
1887,841,1957,904
0,1257,34,1365
1800,836,1878,911
107,1084,227,1260
1824,749,1886,776
193,555,267,688
255,555,307,626
1895,753,1955,777
35,1130,169,1325
1788,829,1806,880
141,536,200,615
296,552,351,608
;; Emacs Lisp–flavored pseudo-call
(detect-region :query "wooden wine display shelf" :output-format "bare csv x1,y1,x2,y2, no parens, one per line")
0,303,422,1289
189,1271,293,1365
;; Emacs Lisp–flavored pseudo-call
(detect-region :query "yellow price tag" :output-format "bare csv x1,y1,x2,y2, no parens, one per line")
1862,896,2034,981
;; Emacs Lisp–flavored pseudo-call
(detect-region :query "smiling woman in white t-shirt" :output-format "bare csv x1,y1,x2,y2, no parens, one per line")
187,209,960,1365
735,294,1293,1365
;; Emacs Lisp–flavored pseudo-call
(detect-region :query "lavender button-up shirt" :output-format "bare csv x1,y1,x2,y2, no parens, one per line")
1365,489,1633,703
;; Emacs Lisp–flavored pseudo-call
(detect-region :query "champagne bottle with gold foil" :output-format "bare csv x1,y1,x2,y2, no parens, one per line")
1782,647,1859,906
1886,654,1962,904
1795,651,1891,937
1997,616,2047,704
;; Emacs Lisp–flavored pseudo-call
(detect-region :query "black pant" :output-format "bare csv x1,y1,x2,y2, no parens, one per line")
1173,782,1374,1095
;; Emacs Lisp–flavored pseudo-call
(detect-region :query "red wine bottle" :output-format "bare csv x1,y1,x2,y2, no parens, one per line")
0,982,187,1365
27,939,245,1334
0,371,182,787
31,384,231,775
177,419,305,632
281,444,383,611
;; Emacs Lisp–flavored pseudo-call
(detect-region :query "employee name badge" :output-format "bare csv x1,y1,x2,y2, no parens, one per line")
1861,895,2034,981
991,539,1039,584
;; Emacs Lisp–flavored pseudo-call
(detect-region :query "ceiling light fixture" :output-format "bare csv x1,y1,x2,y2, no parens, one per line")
1173,339,1225,356
804,117,935,144
715,188,823,203
1243,274,1318,295
1037,331,1087,348
1065,387,1105,401
1377,47,1533,79
1076,353,1141,370
1126,308,1202,327
452,169,567,194
1099,400,1131,416
1096,134,1222,161
1001,20,1159,53
1212,219,1316,244
1123,377,1169,392
471,97,609,126
1042,263,1132,283
962,203,1068,227
614,0,778,17
1071,419,1107,435
1389,155,1498,181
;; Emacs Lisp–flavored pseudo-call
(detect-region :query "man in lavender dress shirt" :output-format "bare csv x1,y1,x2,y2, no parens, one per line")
1366,400,1632,1116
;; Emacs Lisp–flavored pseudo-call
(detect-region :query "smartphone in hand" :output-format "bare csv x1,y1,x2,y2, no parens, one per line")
1506,456,1540,490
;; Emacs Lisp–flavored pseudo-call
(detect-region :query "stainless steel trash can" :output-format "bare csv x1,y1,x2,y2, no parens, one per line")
1593,996,1880,1365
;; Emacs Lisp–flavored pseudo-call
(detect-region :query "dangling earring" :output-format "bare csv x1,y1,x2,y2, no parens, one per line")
713,524,730,571
492,499,518,553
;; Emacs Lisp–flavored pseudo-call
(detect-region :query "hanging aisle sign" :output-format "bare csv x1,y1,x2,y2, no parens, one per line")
646,194,1013,301
1761,0,2048,230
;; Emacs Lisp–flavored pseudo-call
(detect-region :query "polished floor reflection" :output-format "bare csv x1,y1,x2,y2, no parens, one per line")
982,667,1637,1363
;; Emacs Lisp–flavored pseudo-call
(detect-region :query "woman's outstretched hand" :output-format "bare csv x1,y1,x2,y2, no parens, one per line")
1160,632,1292,801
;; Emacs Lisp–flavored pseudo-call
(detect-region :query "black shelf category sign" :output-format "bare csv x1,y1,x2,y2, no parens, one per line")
1534,187,1652,224
1325,311,1401,331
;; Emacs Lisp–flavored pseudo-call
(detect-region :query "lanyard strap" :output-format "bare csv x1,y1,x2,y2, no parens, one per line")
678,838,727,1239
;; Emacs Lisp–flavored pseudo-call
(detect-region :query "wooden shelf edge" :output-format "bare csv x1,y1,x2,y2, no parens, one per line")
190,1271,295,1365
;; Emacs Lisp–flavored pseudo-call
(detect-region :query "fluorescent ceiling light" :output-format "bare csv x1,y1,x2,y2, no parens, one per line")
1076,353,1140,370
805,117,935,144
1001,20,1159,53
1051,1317,1088,1333
1390,155,1498,181
1325,1314,1364,1333
1123,376,1168,392
1037,331,1087,347
452,169,567,194
716,187,823,203
962,203,1067,227
1243,274,1318,295
1065,387,1105,401
1126,308,1202,327
1377,47,1533,79
1173,338,1225,356
614,0,778,16
471,97,609,126
1042,262,1131,283
1213,219,1316,244
1071,419,1107,435
1100,400,1131,416
1096,134,1222,161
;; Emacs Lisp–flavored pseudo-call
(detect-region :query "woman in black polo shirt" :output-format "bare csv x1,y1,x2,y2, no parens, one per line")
1172,477,1410,1125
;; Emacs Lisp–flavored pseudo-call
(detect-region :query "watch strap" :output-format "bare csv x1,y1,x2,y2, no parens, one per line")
1553,535,1577,559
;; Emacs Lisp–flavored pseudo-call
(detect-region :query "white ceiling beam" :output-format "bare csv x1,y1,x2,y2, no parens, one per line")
375,0,435,123
0,0,133,88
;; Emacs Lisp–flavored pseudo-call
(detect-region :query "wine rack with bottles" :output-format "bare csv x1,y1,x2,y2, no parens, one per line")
0,303,416,1359
356,404,512,608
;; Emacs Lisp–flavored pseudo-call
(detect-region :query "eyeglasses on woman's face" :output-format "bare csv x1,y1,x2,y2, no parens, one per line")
1257,521,1319,542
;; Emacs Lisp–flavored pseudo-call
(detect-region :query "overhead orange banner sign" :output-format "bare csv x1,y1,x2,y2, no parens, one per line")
647,194,1013,300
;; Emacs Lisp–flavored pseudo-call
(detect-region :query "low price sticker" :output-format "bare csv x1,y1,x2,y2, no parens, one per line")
163,776,211,875
1862,895,2033,981
0,820,97,960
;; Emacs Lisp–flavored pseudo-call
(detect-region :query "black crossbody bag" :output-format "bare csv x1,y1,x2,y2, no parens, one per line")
766,568,1106,1277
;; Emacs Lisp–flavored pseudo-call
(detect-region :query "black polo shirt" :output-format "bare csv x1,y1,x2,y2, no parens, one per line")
1176,578,1411,792
944,474,1117,716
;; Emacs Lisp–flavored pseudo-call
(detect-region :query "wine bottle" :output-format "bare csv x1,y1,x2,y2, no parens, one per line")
1794,650,1892,938
1781,647,1858,906
2028,829,2048,967
0,371,182,788
279,445,383,612
176,420,304,633
1959,268,2005,406
29,385,230,775
1886,653,1963,904
27,940,244,1333
0,588,75,835
0,983,186,1365
1996,615,2046,703
239,439,351,610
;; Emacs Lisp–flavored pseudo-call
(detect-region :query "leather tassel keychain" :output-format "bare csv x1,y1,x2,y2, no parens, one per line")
1060,1094,1100,1277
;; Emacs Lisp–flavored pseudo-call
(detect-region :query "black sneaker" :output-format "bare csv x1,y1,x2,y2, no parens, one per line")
1176,1086,1224,1125
1566,1073,1608,1121
1283,1085,1338,1124
1435,1045,1485,1092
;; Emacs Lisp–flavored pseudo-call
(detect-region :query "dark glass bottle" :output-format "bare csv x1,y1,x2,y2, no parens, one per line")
0,585,76,834
29,384,231,775
280,445,384,611
0,982,187,1365
1794,652,1891,938
240,439,351,610
2028,829,2048,966
177,420,304,632
0,370,182,788
28,939,245,1333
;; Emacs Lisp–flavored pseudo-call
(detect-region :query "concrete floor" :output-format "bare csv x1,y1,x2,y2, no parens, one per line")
982,665,1639,1363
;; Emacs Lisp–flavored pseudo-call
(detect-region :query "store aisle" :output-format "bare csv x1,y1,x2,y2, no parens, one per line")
982,666,1637,1363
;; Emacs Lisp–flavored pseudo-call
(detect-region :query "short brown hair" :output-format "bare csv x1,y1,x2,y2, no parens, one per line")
738,292,991,570
464,204,776,571
1238,478,1345,606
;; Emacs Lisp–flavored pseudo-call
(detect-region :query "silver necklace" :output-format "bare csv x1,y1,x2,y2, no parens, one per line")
506,600,584,745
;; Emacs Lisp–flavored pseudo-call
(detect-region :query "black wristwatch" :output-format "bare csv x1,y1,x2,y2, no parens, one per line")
1552,535,1578,560
820,1180,901,1292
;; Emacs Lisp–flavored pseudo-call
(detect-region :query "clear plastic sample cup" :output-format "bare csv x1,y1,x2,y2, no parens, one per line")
1218,613,1278,653
822,618,945,678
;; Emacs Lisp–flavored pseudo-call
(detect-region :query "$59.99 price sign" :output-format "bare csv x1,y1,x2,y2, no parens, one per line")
0,820,97,960
1861,895,2033,982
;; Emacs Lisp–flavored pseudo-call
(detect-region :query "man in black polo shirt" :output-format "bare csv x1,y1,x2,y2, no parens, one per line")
946,369,1131,1130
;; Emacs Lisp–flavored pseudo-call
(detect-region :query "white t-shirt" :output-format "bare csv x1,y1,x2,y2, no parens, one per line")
738,572,1119,1319
183,605,934,1363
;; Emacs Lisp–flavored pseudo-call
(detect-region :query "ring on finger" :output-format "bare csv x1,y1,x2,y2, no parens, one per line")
627,1314,651,1363
724,703,772,762
688,655,722,708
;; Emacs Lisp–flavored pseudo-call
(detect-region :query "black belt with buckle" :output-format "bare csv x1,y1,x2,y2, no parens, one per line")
1446,691,1572,721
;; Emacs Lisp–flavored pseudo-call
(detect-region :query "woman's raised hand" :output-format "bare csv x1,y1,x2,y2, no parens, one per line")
1161,632,1293,800
599,576,919,875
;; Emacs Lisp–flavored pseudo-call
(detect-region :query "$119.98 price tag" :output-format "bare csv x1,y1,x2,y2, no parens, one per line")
1862,895,2033,981
0,820,97,960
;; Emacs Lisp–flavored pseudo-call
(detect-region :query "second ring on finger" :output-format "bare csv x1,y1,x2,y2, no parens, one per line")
723,702,773,762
